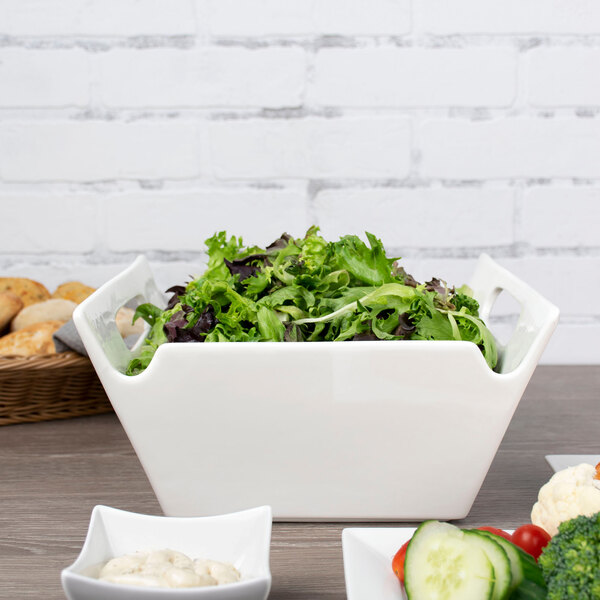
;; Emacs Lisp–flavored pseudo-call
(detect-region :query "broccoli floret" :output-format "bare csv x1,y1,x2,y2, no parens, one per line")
538,512,600,599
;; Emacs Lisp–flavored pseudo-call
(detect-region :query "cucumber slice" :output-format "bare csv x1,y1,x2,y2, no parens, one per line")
508,579,548,600
476,531,546,595
476,531,522,592
463,531,511,600
509,545,545,589
404,520,494,600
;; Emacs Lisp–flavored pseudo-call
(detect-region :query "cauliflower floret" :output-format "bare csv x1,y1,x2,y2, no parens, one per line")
531,463,600,536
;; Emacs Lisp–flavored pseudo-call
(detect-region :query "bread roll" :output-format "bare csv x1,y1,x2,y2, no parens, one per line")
0,320,63,356
116,307,146,338
0,277,50,307
11,299,77,332
0,291,24,331
52,281,96,304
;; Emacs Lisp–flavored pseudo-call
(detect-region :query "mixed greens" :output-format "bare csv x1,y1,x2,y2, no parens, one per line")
126,227,497,375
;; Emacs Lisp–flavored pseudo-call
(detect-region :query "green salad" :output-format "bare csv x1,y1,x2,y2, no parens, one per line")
126,227,497,375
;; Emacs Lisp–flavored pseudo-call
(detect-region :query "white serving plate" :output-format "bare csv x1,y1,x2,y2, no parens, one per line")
61,505,272,600
74,253,558,520
545,455,600,472
343,527,416,600
342,526,515,600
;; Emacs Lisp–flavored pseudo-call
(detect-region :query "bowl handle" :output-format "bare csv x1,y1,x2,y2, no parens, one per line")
73,256,165,379
469,254,559,377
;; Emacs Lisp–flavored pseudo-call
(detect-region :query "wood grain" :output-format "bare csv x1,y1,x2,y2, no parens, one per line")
0,366,598,599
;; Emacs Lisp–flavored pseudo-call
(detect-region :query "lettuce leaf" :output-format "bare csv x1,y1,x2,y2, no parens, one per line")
126,228,498,375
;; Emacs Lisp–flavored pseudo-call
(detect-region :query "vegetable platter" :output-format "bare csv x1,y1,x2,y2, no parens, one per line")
343,523,549,600
73,231,558,520
349,511,600,599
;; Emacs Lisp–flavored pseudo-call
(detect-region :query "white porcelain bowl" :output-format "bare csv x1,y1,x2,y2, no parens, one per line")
61,505,272,600
73,254,559,520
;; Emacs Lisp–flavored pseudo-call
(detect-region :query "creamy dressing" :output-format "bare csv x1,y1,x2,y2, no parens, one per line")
98,549,241,588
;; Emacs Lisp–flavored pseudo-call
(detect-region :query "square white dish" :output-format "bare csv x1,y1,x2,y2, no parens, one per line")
61,505,272,600
545,455,600,472
342,527,416,600
342,527,515,600
74,253,558,520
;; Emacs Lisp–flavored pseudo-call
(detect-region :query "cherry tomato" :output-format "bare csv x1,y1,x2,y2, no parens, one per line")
511,524,551,560
392,540,410,584
477,526,513,541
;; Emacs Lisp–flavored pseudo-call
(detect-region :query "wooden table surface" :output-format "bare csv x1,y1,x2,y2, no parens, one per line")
0,365,598,599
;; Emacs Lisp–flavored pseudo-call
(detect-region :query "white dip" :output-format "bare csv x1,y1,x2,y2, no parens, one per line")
98,549,241,588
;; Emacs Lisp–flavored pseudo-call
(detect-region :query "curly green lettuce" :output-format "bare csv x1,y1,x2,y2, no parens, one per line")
126,227,497,375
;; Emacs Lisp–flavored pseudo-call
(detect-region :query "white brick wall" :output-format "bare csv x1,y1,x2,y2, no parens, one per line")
414,0,600,34
521,187,600,247
314,47,518,107
528,48,600,107
0,49,90,107
203,0,411,36
0,195,99,252
105,188,309,251
419,118,600,179
314,188,515,247
0,0,196,36
96,47,306,108
210,117,411,179
0,0,599,364
0,121,203,181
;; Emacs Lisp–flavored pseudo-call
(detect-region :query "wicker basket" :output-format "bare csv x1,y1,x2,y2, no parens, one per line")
0,352,112,425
